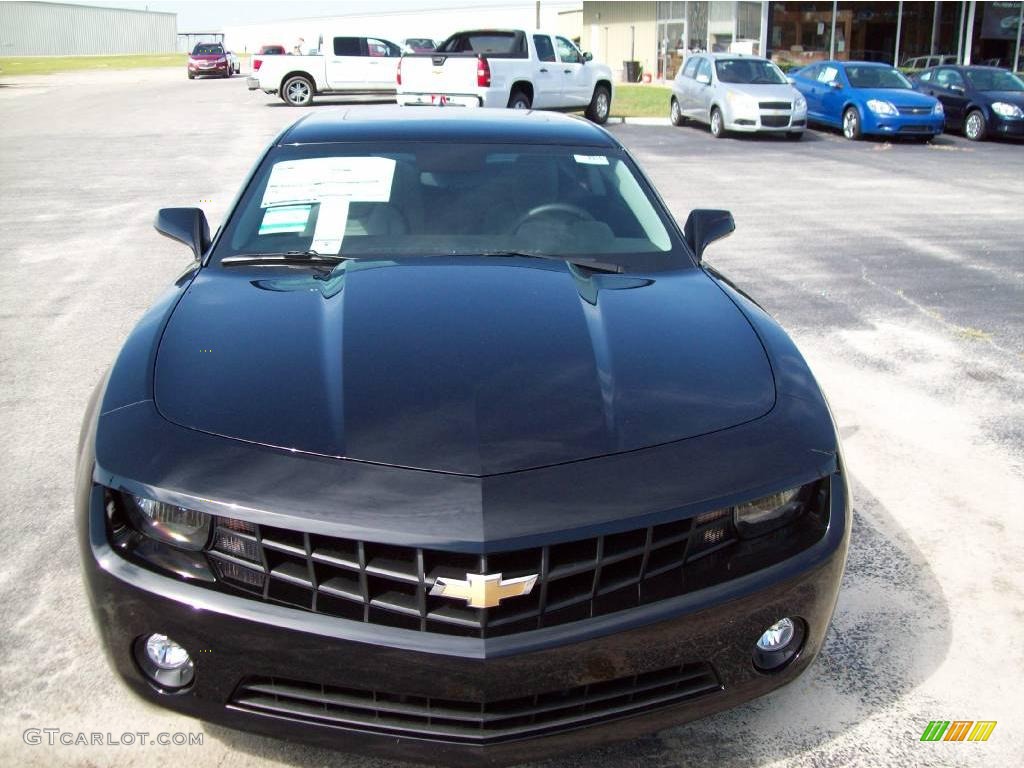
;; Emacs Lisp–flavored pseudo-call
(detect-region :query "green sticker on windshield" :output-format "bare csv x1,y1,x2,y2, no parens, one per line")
258,204,312,235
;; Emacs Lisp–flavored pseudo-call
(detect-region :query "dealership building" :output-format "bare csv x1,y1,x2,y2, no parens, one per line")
580,1,1023,81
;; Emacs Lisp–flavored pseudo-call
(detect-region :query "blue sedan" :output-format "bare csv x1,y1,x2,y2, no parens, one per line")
790,60,945,141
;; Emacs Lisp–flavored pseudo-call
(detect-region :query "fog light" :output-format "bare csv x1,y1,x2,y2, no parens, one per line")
146,634,190,669
135,634,195,690
752,617,805,673
756,618,795,651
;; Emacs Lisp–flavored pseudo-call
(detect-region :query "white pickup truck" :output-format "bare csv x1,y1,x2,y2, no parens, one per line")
247,35,402,106
396,29,614,124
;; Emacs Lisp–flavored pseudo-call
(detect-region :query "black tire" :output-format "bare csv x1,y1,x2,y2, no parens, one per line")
670,97,685,126
842,106,862,140
282,75,314,107
507,90,531,110
964,109,986,141
224,68,231,79
585,85,611,124
187,71,195,80
785,131,803,140
709,106,725,138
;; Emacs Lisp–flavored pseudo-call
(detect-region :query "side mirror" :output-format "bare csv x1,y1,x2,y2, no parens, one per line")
696,73,711,85
950,84,965,93
684,209,735,261
583,51,593,62
786,76,795,84
828,80,843,89
155,208,210,259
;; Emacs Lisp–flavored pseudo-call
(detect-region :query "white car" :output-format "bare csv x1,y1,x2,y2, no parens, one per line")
670,53,807,139
247,35,402,106
396,29,614,124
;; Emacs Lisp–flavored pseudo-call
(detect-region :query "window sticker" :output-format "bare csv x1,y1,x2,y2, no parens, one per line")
573,154,610,165
311,200,349,254
257,204,312,235
261,157,396,208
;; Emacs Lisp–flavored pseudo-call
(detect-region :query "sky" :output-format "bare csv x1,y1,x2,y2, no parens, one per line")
60,0,549,31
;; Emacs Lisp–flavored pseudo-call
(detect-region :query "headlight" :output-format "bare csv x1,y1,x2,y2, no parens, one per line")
734,487,803,538
794,94,807,112
125,494,211,551
866,99,897,116
992,101,1024,119
933,101,944,114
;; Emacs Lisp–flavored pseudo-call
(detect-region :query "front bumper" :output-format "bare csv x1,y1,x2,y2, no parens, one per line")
991,114,1024,137
189,63,228,76
80,469,850,766
862,110,944,137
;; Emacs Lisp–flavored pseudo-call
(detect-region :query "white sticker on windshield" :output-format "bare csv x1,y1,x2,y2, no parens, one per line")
573,154,610,165
258,204,311,235
261,157,396,208
310,200,349,255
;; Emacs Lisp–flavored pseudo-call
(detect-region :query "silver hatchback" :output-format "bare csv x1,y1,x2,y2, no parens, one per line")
670,53,808,139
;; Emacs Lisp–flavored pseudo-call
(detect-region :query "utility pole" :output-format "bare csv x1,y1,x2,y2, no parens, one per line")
930,1,941,55
829,0,838,59
894,0,904,66
956,0,966,63
1014,0,1023,73
963,0,976,65
536,1,540,29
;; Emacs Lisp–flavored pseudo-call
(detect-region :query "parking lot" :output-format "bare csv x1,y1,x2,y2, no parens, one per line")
1,67,1022,767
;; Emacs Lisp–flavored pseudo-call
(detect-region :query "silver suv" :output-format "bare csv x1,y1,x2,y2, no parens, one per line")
670,53,807,140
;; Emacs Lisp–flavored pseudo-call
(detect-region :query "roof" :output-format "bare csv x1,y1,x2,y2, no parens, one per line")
278,106,619,147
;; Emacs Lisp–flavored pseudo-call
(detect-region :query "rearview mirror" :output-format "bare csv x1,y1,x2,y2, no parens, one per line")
684,209,735,261
155,208,210,259
583,51,593,62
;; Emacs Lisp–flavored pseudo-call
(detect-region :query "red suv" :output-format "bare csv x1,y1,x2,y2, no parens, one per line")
188,43,231,79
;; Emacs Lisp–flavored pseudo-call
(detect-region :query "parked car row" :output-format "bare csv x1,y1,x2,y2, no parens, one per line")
246,29,615,124
669,53,1024,143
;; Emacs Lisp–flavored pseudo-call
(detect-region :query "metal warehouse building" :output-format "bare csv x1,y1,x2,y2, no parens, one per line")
0,1,177,56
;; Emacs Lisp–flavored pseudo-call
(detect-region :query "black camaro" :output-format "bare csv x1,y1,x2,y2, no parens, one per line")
77,107,850,765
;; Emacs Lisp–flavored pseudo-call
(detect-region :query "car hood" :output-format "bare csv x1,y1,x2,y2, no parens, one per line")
721,83,798,102
154,259,776,476
856,88,936,107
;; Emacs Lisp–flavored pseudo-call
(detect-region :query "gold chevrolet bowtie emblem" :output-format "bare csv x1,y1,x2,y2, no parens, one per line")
430,572,538,609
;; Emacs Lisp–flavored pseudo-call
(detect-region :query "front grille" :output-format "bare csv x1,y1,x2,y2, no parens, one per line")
229,663,722,744
207,508,740,638
759,100,791,110
897,105,931,115
760,115,790,128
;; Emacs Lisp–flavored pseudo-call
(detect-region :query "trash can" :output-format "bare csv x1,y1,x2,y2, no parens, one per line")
622,61,640,83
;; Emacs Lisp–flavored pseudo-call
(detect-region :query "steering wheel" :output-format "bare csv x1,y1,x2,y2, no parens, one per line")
511,203,595,233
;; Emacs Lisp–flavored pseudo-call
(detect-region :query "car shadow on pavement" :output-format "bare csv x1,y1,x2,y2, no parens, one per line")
203,476,951,768
265,98,397,108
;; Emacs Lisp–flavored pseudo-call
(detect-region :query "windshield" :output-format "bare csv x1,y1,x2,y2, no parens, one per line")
216,143,679,266
193,44,224,56
715,58,787,85
965,69,1024,92
846,65,912,89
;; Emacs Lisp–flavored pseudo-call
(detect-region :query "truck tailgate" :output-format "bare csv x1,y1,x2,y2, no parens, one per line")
400,54,481,95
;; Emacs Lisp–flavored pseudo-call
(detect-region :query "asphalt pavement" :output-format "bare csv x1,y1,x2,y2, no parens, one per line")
0,68,1022,768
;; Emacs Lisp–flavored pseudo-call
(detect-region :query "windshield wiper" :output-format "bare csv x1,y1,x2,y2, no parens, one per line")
221,250,348,267
474,251,623,274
